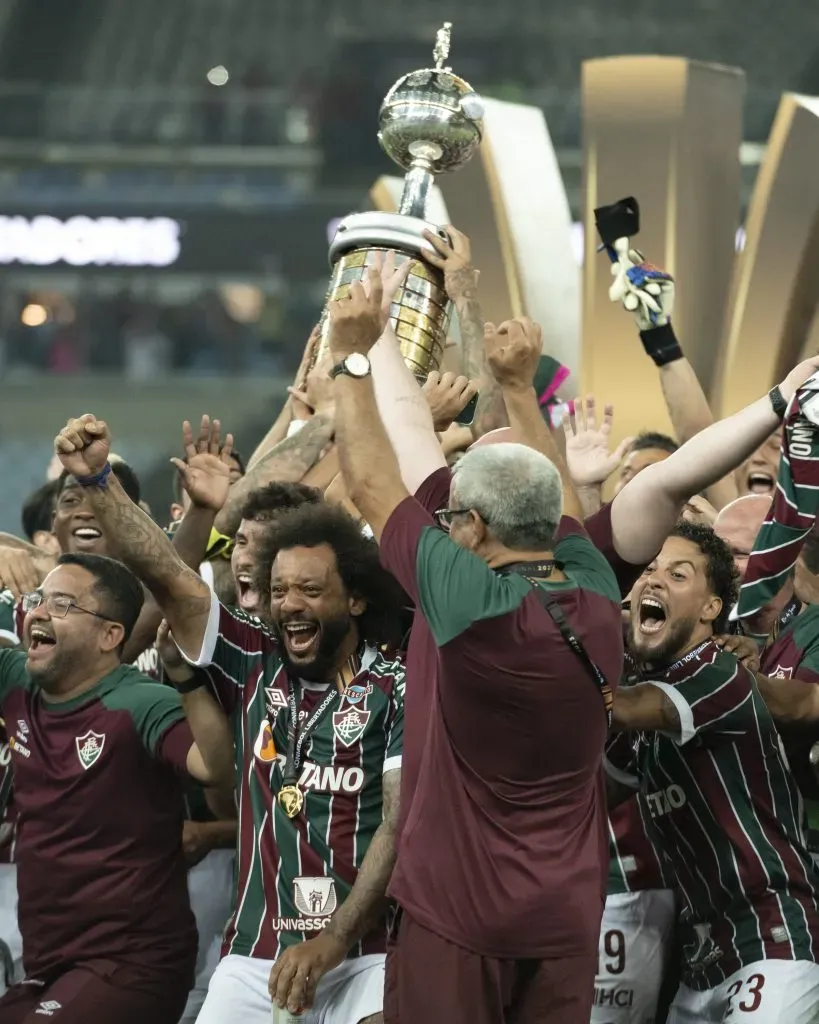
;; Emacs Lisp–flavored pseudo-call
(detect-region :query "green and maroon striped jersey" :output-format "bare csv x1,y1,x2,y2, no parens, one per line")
607,797,671,895
187,593,404,961
0,649,197,994
0,590,23,648
761,604,819,829
623,641,819,989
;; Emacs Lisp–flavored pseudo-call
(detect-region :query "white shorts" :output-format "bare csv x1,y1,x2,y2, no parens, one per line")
667,959,819,1023
590,889,676,1024
179,850,235,1024
196,951,385,1024
0,863,22,996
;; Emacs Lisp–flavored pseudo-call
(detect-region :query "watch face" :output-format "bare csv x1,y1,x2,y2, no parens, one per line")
811,742,819,768
345,353,371,378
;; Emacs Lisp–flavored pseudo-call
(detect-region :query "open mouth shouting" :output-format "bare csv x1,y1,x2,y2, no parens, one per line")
746,472,774,495
71,525,103,551
27,625,57,665
282,619,321,661
235,573,259,613
638,594,668,637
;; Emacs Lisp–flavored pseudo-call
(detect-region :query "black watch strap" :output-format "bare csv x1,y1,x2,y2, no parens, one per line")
768,385,788,421
330,360,347,380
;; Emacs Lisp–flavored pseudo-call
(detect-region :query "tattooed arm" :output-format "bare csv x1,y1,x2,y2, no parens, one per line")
423,226,508,440
324,767,400,942
54,415,212,659
268,769,401,1012
611,683,681,734
213,414,334,536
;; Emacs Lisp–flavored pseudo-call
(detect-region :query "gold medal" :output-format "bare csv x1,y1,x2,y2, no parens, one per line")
278,784,304,819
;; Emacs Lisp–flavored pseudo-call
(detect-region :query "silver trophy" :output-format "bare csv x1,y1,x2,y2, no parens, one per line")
313,23,484,380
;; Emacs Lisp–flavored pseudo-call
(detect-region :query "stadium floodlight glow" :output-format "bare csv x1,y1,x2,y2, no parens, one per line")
0,215,182,267
206,65,229,87
20,303,47,327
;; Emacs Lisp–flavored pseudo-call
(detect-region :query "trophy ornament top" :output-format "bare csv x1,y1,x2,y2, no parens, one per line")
378,22,484,176
433,21,452,70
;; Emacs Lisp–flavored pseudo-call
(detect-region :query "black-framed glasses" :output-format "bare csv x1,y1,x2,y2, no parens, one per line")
434,507,482,532
22,591,115,623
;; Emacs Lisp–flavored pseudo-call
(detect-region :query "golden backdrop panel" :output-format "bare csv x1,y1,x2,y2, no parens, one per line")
714,94,819,416
435,98,580,384
582,56,744,445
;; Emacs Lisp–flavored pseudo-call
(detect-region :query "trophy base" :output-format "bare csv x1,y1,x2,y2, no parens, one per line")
315,212,452,382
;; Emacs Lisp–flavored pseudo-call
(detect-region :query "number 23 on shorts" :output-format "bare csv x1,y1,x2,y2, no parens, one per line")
724,973,764,1016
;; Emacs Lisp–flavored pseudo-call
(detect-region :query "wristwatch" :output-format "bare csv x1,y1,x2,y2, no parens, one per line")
330,353,372,380
768,385,788,421
810,741,819,770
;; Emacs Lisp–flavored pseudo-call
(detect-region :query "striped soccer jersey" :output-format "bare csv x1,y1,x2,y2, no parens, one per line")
615,641,819,990
194,597,404,960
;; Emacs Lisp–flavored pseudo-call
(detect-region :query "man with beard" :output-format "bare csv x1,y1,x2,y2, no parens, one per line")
0,551,223,1023
610,522,819,1021
52,412,406,1024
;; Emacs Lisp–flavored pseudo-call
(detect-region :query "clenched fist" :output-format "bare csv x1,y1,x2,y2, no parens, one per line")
483,318,543,392
54,414,111,479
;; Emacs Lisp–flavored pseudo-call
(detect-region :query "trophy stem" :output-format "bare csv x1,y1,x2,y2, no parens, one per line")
398,164,434,218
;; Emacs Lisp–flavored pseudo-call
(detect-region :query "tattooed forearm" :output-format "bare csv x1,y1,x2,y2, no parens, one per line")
454,288,508,439
82,473,206,605
214,414,334,535
453,283,484,383
323,770,400,950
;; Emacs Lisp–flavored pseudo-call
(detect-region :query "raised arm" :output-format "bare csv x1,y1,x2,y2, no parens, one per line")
422,226,508,440
213,414,334,536
54,415,217,659
332,271,411,541
482,318,584,523
609,356,819,565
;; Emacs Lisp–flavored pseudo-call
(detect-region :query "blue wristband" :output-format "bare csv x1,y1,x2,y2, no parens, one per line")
74,462,113,488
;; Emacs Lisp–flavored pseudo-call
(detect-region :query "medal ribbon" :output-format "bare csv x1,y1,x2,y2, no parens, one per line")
279,651,363,791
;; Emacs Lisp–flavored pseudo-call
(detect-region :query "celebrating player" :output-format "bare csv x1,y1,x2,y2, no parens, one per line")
52,413,407,1024
610,522,819,1021
0,550,225,1023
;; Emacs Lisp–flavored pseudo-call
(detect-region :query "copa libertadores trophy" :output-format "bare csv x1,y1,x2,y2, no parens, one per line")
317,22,484,380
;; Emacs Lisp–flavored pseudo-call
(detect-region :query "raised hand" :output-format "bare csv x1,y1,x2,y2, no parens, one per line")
779,355,819,405
54,414,111,479
563,396,634,488
0,547,43,601
608,238,675,331
287,355,336,419
170,415,235,513
421,224,478,301
292,323,322,392
328,267,383,360
422,371,479,432
370,249,411,319
483,318,542,391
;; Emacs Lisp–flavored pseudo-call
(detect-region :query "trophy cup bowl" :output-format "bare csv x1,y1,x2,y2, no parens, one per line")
378,67,484,176
310,25,484,383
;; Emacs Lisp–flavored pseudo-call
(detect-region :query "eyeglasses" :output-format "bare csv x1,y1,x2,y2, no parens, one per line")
22,591,114,623
434,507,483,532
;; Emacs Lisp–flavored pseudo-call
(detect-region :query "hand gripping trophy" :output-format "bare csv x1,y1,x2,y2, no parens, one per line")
312,23,484,380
